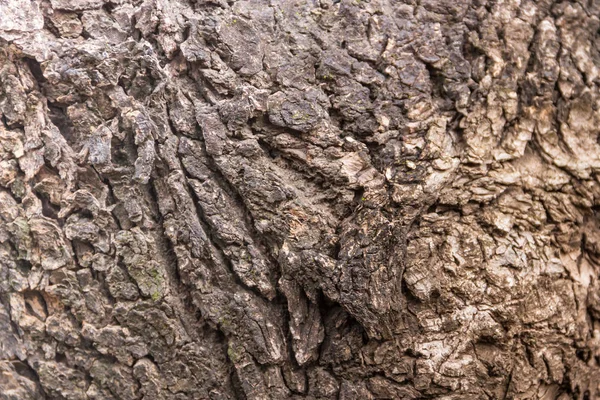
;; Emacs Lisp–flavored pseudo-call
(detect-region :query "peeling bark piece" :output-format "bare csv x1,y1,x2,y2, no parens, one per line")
308,367,340,399
337,209,404,339
81,9,129,43
0,0,44,32
187,177,276,300
17,148,45,181
48,11,84,38
133,358,165,399
29,217,72,270
279,277,324,365
36,360,88,400
50,0,106,11
114,228,167,301
87,124,112,165
89,358,140,400
133,139,156,184
267,88,330,133
227,341,270,400
82,323,148,366
0,361,44,399
214,17,264,77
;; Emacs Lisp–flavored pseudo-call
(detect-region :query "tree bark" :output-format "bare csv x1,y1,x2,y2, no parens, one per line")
1,0,600,398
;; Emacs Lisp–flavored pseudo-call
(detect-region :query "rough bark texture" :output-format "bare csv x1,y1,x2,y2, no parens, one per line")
1,0,600,398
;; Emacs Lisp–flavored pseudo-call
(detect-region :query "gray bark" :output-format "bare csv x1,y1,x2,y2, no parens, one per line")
1,0,600,398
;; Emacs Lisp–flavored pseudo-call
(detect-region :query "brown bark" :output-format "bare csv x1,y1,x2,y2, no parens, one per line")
1,0,600,398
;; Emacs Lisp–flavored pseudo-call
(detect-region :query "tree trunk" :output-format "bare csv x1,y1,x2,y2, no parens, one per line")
1,0,600,398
